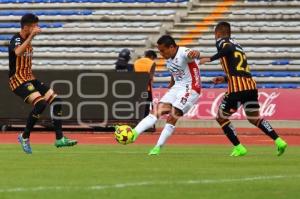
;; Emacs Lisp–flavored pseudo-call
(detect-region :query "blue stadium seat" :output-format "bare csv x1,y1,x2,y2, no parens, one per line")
271,59,290,65
201,71,226,77
0,10,92,16
0,35,12,40
252,71,300,77
153,82,168,88
202,83,227,89
258,83,300,89
0,23,19,28
154,71,171,77
0,0,188,3
0,23,63,28
0,47,7,52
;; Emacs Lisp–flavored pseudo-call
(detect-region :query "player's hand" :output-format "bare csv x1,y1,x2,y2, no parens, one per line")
30,26,41,38
212,76,225,84
199,57,210,64
187,50,200,59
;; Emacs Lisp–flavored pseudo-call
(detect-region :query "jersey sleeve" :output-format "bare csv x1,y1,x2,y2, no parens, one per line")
210,42,234,61
9,36,21,53
182,47,195,63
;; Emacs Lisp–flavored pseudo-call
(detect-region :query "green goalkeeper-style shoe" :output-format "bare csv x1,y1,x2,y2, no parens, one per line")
230,144,247,157
275,137,287,156
55,136,77,148
148,146,161,155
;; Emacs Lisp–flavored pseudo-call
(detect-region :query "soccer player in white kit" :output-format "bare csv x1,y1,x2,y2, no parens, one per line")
131,35,201,155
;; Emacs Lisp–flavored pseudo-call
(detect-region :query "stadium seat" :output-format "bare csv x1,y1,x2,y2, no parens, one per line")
0,10,92,16
0,35,12,40
0,0,299,89
0,47,7,52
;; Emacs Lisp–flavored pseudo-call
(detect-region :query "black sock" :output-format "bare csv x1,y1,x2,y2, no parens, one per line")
23,100,47,139
53,119,63,140
257,119,279,140
51,98,63,140
221,121,240,146
23,113,39,139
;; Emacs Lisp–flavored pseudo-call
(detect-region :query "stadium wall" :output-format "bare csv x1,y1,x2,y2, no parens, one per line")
0,70,150,128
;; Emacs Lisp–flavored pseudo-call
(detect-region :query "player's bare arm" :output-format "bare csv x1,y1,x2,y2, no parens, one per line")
212,76,226,84
200,43,233,65
200,57,211,64
15,26,41,56
168,75,175,88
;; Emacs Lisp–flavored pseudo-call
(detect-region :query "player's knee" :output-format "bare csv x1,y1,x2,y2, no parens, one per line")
166,115,178,125
156,104,171,117
245,110,260,125
216,114,227,125
33,99,47,115
247,118,259,126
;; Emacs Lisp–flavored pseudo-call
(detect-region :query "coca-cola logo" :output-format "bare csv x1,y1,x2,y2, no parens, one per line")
207,91,280,119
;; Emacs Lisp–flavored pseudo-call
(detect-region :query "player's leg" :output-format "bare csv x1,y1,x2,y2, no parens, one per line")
216,93,247,156
37,81,77,148
23,92,47,138
13,81,47,154
149,89,200,155
244,90,287,156
43,89,62,140
148,107,180,155
132,102,171,142
132,87,177,142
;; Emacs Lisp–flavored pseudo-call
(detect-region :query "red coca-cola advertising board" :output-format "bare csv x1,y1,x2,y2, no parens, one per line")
153,88,299,120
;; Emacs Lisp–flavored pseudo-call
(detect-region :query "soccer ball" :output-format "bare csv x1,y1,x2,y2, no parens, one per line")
114,125,134,145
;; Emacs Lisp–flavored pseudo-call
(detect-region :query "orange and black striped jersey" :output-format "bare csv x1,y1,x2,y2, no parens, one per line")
211,37,257,93
8,33,35,91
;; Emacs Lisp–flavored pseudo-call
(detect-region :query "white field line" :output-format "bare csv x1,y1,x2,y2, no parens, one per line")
0,175,299,193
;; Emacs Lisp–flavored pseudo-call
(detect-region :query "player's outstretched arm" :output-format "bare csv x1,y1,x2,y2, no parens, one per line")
199,57,211,64
15,26,41,56
212,76,226,84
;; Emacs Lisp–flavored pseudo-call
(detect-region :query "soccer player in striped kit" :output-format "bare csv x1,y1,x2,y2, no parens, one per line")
8,13,77,154
200,21,287,156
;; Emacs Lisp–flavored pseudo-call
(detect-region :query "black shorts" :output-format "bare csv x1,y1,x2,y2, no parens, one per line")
13,79,50,102
219,89,260,115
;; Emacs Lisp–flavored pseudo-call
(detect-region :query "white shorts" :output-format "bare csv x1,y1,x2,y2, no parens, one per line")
159,86,200,114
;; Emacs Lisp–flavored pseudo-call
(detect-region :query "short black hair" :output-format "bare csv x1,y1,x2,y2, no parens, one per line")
215,21,231,37
157,35,177,47
21,13,39,29
144,50,157,59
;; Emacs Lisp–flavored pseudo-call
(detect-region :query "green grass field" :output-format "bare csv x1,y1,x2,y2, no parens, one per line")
0,144,299,199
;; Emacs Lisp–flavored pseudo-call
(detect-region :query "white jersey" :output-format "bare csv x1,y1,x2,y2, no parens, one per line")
166,47,201,93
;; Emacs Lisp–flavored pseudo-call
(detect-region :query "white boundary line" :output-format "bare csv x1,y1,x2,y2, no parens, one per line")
0,175,299,193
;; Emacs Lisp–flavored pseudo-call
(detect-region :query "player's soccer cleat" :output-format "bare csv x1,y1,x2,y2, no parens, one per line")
17,134,32,154
275,137,287,156
148,146,161,155
55,136,77,148
131,128,138,143
230,144,247,157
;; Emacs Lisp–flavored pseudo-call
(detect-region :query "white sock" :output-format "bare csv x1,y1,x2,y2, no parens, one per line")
134,114,157,136
156,123,176,148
